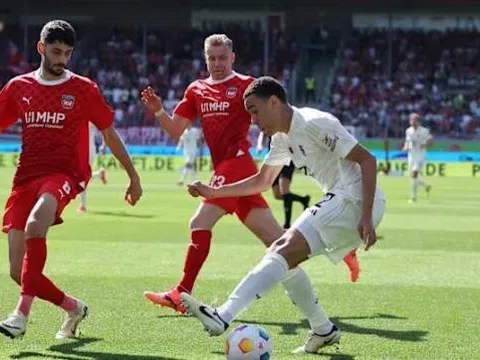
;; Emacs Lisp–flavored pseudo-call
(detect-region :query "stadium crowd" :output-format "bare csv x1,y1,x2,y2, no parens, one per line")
1,25,480,144
329,28,480,138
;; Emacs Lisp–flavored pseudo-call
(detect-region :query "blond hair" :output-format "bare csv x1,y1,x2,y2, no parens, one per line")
410,112,421,121
204,34,233,51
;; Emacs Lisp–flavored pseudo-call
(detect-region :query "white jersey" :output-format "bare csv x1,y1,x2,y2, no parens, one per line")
405,126,432,159
178,127,201,154
264,106,385,264
264,106,384,201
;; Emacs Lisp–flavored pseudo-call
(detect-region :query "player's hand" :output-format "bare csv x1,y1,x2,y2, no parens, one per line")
188,181,216,199
357,215,377,251
141,86,163,114
125,177,143,206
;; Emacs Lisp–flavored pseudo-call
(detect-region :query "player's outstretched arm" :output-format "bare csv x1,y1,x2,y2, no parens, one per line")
256,131,265,154
345,144,378,250
188,163,283,199
141,86,189,139
101,125,143,206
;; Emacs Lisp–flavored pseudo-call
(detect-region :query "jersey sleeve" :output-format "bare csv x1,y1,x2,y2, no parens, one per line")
309,114,358,159
405,129,412,144
263,135,291,167
88,82,114,130
423,128,433,142
0,81,19,131
173,85,197,121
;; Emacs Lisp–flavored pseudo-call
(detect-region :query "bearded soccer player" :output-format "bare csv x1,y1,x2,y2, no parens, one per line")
0,20,142,339
141,35,330,326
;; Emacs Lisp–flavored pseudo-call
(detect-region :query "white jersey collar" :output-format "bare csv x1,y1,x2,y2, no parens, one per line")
204,71,237,85
287,106,302,136
35,69,72,86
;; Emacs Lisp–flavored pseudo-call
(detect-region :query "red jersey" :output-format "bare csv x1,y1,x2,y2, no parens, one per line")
174,71,254,167
0,70,114,189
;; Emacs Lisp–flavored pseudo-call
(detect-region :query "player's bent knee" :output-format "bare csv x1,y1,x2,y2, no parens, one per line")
25,193,58,237
9,268,21,285
272,186,282,200
268,231,309,269
189,213,215,230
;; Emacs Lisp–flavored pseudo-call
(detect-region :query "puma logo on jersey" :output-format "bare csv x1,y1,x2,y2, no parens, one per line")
200,101,230,113
22,96,32,106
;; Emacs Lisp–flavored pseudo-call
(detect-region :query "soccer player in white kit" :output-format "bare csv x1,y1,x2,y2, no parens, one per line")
176,125,202,186
403,113,433,203
77,122,107,212
181,77,386,354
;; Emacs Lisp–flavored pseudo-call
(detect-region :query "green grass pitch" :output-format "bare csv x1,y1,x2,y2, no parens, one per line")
0,167,479,359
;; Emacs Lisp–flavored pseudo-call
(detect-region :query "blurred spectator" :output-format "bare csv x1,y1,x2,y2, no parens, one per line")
329,28,480,138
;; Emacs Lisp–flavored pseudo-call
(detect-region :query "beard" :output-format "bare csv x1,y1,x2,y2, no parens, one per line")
43,57,66,77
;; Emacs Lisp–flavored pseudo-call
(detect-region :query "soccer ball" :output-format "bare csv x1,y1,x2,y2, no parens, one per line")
224,324,272,360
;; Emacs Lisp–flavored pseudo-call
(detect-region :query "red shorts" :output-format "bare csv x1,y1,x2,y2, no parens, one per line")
206,154,269,222
2,173,79,233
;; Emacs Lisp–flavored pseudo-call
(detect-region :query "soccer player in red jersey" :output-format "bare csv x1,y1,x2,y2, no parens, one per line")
0,20,143,339
141,35,329,324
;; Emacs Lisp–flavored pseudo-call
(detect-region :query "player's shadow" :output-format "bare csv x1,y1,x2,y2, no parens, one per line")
88,210,155,219
10,337,184,360
236,313,428,343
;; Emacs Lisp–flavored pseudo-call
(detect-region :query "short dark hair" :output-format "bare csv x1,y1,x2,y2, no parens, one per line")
40,20,76,46
243,76,287,103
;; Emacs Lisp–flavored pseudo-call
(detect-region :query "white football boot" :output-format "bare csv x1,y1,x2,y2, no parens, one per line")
55,300,89,339
292,325,341,354
180,293,229,336
0,310,27,339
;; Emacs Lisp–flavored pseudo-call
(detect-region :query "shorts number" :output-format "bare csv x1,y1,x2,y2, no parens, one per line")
57,180,71,200
314,193,335,208
62,181,71,195
209,175,226,188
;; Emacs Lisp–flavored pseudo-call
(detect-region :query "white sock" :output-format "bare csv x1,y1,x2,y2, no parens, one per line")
79,191,87,208
217,252,289,324
180,167,187,182
411,178,418,199
281,267,333,334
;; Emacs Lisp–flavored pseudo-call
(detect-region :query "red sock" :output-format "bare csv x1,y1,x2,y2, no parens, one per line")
36,275,66,306
177,229,212,293
16,295,34,316
17,237,47,315
343,249,359,269
60,295,77,312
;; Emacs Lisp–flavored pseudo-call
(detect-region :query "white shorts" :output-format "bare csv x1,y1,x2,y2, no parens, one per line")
408,155,424,172
293,191,386,264
184,151,197,164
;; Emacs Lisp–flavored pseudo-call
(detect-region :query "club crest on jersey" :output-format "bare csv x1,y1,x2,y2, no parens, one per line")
61,94,75,110
225,86,237,98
